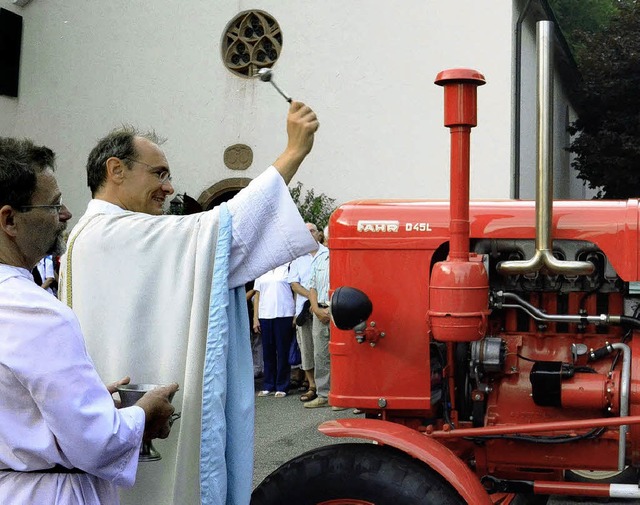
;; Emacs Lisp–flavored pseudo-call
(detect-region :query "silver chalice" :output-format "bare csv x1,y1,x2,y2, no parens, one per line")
117,383,180,462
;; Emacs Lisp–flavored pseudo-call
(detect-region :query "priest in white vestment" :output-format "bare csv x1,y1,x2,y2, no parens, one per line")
59,102,320,505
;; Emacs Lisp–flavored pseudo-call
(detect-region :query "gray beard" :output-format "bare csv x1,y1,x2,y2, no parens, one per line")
47,230,67,257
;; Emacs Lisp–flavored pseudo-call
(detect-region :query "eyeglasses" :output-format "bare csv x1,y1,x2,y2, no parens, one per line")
123,158,172,184
18,203,65,214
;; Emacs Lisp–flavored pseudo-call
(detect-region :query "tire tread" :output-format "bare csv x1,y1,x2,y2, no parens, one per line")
251,443,465,505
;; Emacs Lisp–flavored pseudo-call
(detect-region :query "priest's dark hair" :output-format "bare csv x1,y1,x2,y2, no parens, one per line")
0,137,55,210
86,125,165,196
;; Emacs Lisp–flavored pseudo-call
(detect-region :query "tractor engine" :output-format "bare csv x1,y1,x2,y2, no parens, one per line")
327,21,640,498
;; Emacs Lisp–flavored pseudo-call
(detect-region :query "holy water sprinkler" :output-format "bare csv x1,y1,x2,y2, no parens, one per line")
257,68,292,103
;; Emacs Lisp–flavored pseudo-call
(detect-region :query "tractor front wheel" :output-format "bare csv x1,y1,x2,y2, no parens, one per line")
251,443,465,505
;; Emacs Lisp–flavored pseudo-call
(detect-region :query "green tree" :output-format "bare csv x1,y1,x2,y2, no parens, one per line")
548,0,619,60
289,182,337,230
567,2,640,198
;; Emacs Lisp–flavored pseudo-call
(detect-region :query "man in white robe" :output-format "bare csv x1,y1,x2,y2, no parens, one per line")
0,137,178,505
59,101,320,505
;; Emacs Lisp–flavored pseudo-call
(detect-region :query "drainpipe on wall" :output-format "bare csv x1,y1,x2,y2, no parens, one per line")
513,0,534,199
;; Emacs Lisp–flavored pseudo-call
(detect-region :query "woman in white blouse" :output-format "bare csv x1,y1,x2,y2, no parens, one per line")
253,263,295,397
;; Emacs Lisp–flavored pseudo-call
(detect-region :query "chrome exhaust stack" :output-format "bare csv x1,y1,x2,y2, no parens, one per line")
498,21,594,276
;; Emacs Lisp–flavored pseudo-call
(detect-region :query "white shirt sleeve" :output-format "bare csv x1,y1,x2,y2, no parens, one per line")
288,258,301,284
0,277,144,486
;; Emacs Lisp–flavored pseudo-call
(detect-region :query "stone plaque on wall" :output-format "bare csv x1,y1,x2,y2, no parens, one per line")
224,144,253,170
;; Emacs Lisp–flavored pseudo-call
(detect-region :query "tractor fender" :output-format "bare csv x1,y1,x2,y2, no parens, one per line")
319,418,492,505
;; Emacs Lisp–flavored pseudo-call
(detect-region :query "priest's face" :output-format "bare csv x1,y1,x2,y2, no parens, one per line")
17,168,72,267
119,137,174,215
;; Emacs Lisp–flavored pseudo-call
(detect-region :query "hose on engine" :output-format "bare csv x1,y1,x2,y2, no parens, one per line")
619,315,640,330
496,291,640,332
464,427,605,445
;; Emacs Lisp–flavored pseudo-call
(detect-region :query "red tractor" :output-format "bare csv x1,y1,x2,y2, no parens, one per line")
252,21,640,504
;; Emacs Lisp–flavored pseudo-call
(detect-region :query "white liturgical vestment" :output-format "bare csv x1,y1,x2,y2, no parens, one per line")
0,264,145,505
59,166,316,505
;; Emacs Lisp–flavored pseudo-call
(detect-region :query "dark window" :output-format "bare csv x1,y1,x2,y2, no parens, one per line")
0,8,23,97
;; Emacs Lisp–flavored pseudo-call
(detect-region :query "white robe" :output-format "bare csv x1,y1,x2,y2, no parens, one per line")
0,264,145,505
59,166,316,505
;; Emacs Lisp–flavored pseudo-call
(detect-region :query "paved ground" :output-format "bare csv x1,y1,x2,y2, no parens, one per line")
252,378,633,504
252,379,362,488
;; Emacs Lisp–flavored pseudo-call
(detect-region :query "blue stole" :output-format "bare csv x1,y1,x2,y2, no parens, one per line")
201,204,254,504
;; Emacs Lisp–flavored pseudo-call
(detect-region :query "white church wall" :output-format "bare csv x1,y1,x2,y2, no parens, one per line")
3,0,515,223
0,97,17,135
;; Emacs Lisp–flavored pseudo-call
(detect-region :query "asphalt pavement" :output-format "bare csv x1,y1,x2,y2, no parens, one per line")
252,378,633,505
252,378,362,488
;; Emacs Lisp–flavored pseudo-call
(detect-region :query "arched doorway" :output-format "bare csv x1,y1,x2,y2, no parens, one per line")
198,177,252,211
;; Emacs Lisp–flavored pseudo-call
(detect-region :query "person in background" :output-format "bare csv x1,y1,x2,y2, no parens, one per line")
253,262,296,398
289,222,325,403
304,224,334,409
246,280,263,379
0,136,177,504
32,254,57,295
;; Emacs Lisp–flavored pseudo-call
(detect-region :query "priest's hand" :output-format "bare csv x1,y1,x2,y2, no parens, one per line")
136,383,179,441
273,101,320,184
107,376,131,408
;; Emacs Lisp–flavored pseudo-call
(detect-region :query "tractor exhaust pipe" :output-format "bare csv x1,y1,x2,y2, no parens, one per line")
497,21,593,276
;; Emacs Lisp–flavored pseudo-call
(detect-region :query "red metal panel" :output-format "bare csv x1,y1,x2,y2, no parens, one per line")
331,199,640,281
329,246,433,412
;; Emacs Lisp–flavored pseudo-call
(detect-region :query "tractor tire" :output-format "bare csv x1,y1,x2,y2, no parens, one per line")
564,467,639,503
565,467,638,484
251,443,465,505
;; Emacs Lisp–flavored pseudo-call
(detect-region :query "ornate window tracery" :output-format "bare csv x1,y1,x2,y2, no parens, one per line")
222,11,282,78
